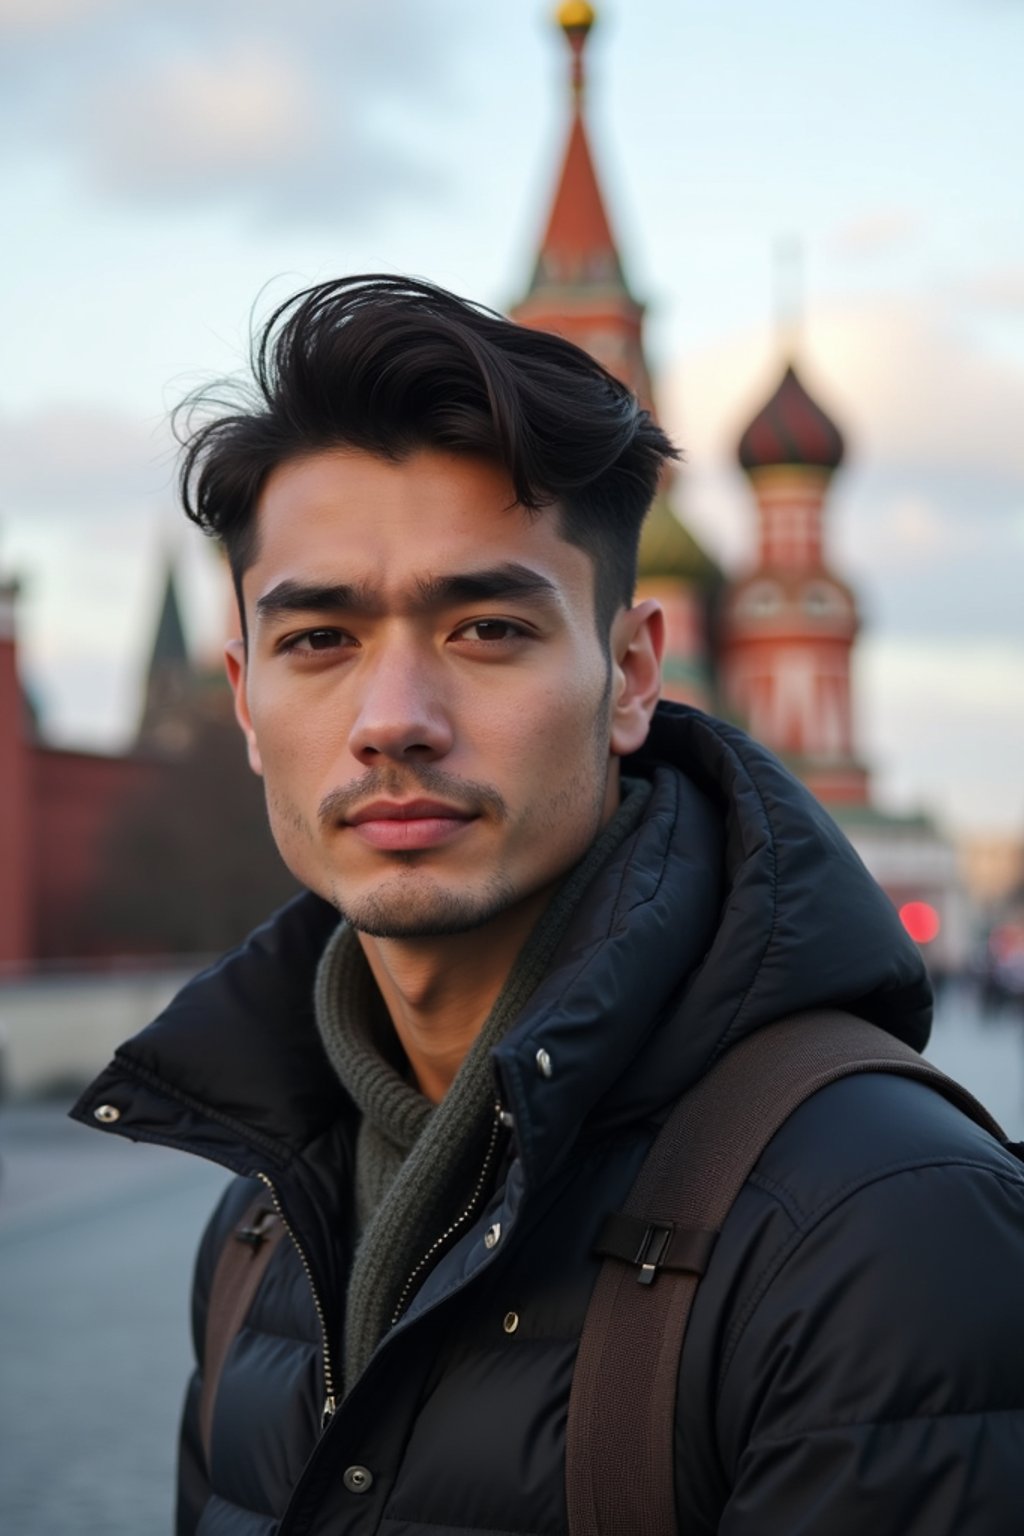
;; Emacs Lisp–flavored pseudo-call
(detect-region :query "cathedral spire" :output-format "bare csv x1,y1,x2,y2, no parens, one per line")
512,3,651,405
147,555,189,678
137,553,196,754
532,4,622,292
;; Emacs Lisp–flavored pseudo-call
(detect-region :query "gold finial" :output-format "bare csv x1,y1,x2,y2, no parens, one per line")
558,1,596,33
557,2,595,99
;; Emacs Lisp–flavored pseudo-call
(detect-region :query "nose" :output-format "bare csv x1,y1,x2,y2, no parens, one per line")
346,639,454,766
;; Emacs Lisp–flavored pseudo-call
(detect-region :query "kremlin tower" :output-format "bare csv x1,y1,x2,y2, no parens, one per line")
718,352,965,964
512,2,719,708
512,3,651,404
719,360,869,806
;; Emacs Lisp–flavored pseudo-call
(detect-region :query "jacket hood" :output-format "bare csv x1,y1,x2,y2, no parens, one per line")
73,704,931,1185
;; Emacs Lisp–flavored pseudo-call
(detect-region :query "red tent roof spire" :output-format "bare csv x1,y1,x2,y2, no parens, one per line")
512,3,652,407
533,4,622,288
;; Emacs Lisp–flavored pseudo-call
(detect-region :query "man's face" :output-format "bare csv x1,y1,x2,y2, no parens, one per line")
227,446,658,939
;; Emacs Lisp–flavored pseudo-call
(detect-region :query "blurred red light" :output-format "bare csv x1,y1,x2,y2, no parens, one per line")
899,901,941,944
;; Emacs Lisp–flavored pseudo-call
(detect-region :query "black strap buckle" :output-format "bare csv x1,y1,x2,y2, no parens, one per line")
595,1212,718,1286
633,1222,674,1286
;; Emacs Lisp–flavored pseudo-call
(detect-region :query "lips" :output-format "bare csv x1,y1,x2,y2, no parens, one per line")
346,799,472,825
344,799,477,851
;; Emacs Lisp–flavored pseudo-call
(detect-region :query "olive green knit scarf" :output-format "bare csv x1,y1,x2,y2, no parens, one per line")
314,777,652,1393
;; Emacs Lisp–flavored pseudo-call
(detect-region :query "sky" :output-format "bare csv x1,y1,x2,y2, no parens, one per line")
1,0,1022,838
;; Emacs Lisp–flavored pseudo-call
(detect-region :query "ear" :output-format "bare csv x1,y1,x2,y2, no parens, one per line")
224,638,263,775
608,599,665,758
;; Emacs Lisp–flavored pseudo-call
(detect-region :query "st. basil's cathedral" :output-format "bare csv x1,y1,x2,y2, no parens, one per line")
0,3,964,974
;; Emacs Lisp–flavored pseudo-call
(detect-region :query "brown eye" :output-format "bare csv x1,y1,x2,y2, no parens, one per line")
305,630,342,650
464,620,520,641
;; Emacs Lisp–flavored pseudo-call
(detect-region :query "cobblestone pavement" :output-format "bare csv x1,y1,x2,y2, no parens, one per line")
0,985,1020,1534
0,1106,228,1535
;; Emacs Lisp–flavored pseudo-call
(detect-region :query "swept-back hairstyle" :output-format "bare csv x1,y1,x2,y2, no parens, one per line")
177,274,678,634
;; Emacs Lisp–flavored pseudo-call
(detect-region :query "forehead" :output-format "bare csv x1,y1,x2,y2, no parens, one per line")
248,447,596,609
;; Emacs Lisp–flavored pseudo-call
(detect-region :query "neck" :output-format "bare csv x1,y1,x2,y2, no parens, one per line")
356,887,554,1103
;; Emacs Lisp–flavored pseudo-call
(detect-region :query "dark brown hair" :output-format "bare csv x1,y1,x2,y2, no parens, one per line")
176,274,678,635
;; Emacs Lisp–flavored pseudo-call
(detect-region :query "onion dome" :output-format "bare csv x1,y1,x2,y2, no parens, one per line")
737,362,844,474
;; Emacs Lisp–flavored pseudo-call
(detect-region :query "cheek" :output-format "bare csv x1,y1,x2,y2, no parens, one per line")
246,693,339,858
264,781,316,847
502,673,611,813
250,684,336,781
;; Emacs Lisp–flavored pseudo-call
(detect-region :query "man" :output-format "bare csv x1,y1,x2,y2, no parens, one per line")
75,276,1024,1534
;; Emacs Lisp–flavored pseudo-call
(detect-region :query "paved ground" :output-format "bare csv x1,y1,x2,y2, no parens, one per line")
0,1108,227,1534
0,982,1021,1533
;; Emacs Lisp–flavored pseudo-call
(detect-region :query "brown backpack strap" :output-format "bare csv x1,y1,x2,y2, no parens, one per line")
565,1010,1005,1536
199,1194,286,1472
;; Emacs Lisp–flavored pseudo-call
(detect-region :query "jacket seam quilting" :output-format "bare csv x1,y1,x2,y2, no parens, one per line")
609,769,678,930
232,1321,322,1351
743,1402,1024,1449
202,1488,280,1520
691,717,780,1066
744,1168,810,1225
717,1155,1024,1396
380,1512,557,1536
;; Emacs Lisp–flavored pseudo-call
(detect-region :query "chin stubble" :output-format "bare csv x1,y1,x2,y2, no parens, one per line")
331,864,520,939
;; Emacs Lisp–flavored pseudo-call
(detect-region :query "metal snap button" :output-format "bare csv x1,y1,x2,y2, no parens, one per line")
503,1311,520,1334
535,1048,553,1078
343,1464,374,1494
93,1104,121,1124
484,1221,502,1250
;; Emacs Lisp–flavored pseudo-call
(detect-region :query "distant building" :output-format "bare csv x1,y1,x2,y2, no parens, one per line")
719,356,969,967
0,559,294,973
721,361,867,803
0,573,159,971
958,835,1024,912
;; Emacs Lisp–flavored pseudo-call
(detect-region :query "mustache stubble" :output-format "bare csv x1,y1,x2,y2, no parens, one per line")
318,764,509,828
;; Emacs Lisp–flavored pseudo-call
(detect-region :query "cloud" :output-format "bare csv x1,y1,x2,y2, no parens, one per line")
828,208,921,259
953,265,1024,313
879,492,954,559
857,635,1024,833
0,403,171,513
0,0,466,222
0,0,120,33
82,42,317,199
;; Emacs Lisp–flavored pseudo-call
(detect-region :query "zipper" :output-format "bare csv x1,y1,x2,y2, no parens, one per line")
254,1171,338,1426
390,1100,507,1328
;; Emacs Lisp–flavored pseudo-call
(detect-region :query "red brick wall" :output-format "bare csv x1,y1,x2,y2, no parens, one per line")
31,747,160,962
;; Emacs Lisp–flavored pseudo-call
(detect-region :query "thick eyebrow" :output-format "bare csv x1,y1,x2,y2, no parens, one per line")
255,579,379,623
255,563,562,625
415,563,561,610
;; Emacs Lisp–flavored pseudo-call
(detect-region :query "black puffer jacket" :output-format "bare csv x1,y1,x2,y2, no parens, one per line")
75,705,1024,1535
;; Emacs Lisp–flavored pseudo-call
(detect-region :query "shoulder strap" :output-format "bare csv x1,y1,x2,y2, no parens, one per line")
199,1194,287,1472
565,1009,1005,1536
